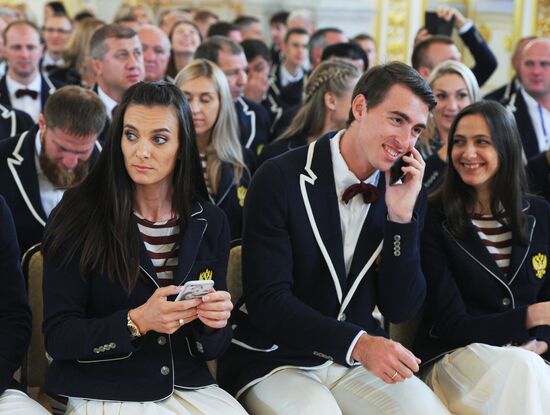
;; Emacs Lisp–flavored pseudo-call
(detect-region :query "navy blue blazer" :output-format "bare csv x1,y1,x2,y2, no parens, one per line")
0,125,101,255
257,131,308,166
235,96,270,157
43,200,233,402
0,103,33,140
460,24,497,87
413,196,550,364
0,195,31,394
219,133,427,397
505,90,540,159
484,77,521,104
527,152,550,203
0,73,62,117
209,156,253,241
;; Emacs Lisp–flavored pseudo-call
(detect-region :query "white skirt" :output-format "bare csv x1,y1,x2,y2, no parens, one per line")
65,386,248,415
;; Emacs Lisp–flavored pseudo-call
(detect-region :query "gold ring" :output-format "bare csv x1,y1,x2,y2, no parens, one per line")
391,370,398,380
179,319,184,326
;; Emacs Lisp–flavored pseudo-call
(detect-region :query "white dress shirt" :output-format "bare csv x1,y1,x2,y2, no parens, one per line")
279,64,304,88
41,51,65,71
34,130,65,217
97,86,118,120
329,129,380,364
521,88,550,153
6,73,42,122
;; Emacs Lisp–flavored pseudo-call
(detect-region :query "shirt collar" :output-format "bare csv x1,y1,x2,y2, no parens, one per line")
329,129,380,198
97,86,118,118
6,72,41,93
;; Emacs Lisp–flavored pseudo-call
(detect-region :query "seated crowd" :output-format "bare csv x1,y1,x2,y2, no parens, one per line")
0,2,550,415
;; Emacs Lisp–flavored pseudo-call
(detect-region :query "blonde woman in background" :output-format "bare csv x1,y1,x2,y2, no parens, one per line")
418,60,481,193
258,59,360,164
50,17,105,87
176,59,252,241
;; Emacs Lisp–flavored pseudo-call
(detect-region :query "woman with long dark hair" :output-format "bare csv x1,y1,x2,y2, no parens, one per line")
42,81,247,414
414,100,550,414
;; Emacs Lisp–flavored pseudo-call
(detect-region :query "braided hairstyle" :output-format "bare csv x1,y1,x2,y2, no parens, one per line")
277,59,360,141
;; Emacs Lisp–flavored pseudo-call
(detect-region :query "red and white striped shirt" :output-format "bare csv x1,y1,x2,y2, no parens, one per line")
472,213,512,277
135,213,179,286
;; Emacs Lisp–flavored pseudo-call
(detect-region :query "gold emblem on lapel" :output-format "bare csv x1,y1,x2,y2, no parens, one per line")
532,253,547,279
237,185,247,207
199,268,213,280
257,144,264,155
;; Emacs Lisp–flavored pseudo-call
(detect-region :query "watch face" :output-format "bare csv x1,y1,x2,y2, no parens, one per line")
127,316,141,337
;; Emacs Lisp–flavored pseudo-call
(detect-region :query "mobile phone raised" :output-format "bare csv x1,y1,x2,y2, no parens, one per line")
389,152,411,186
174,280,214,301
424,11,455,36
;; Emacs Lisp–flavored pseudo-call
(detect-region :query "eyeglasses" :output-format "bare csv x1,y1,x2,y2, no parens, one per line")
43,27,72,35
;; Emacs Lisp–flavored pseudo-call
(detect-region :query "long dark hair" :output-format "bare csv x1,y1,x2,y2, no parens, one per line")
43,81,208,292
439,100,529,244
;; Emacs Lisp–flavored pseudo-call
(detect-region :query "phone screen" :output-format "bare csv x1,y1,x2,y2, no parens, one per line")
424,11,455,36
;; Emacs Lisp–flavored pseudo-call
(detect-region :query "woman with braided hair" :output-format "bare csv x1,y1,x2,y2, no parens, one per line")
258,59,361,164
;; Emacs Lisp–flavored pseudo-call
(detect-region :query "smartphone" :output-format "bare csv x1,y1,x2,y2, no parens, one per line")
174,280,214,301
425,11,455,36
389,152,411,186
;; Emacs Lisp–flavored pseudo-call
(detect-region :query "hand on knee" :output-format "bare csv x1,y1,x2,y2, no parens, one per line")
351,333,421,384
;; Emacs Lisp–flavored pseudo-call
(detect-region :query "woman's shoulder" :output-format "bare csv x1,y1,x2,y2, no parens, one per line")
524,194,550,217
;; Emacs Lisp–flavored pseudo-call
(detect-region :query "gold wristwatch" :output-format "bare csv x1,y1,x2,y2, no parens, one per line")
127,312,142,338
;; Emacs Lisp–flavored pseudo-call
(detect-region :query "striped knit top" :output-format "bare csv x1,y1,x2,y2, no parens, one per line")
471,213,512,277
135,213,180,286
200,153,213,195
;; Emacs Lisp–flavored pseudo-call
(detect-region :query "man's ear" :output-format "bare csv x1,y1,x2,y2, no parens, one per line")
37,113,46,131
417,66,431,81
351,94,367,119
90,58,101,77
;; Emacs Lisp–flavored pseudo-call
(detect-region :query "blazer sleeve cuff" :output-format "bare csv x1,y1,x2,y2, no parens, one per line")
346,330,366,365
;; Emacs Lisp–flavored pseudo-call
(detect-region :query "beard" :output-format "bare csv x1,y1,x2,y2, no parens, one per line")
39,146,91,189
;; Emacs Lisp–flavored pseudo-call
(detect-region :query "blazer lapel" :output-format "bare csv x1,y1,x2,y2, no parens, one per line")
345,177,386,291
444,220,506,283
40,74,56,109
6,127,48,226
508,211,535,284
172,202,208,285
211,163,234,206
138,202,208,287
299,134,347,303
0,75,11,107
236,97,255,149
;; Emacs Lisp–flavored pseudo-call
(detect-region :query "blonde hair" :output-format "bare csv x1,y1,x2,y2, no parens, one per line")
62,17,105,85
420,60,481,148
175,59,245,194
278,59,360,141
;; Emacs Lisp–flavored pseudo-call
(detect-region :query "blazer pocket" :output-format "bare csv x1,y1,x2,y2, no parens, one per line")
77,352,132,364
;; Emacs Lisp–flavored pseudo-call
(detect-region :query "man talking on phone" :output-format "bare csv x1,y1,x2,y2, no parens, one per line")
219,62,450,414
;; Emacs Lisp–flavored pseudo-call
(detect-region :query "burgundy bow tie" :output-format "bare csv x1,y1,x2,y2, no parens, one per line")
342,183,380,204
15,88,38,99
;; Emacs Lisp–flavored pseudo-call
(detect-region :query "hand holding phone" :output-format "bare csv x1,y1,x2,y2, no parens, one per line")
175,280,214,301
390,152,411,186
424,11,455,36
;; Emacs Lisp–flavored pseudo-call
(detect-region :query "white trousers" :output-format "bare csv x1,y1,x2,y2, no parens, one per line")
66,385,248,415
425,343,550,415
242,363,450,415
0,388,51,415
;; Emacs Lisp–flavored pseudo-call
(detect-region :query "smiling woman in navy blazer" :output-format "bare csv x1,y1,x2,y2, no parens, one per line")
414,100,550,415
42,82,247,414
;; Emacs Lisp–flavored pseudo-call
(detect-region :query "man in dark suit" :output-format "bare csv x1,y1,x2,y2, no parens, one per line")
89,24,144,142
219,62,449,414
40,12,73,76
485,36,536,103
502,38,550,160
195,36,271,156
0,20,63,123
0,195,50,415
411,7,497,88
0,102,33,139
0,86,106,255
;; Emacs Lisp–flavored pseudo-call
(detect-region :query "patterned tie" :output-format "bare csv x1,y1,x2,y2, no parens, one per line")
342,183,379,204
